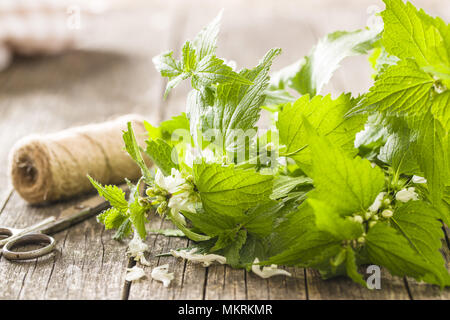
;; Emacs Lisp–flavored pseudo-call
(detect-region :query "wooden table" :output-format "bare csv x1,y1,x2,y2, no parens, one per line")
0,0,449,300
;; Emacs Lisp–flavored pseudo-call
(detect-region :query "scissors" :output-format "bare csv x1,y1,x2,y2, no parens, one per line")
0,189,122,261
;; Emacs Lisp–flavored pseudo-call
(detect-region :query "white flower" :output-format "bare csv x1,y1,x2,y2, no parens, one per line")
127,231,151,266
352,215,364,224
395,187,419,203
155,168,185,194
368,192,386,212
251,258,292,279
412,175,427,184
151,264,174,288
125,266,146,282
155,168,198,213
381,209,394,218
170,248,226,267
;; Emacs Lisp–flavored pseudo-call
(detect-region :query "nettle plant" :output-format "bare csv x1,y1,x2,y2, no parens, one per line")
90,0,450,288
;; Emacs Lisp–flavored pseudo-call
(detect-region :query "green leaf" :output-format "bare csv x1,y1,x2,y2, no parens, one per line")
307,196,364,240
270,175,312,200
302,119,385,239
391,201,450,286
145,138,178,176
381,0,447,71
243,201,283,238
365,222,444,285
167,209,211,242
153,12,252,97
123,122,152,182
271,26,381,96
144,113,191,143
357,59,434,115
193,163,273,218
97,207,127,230
345,247,367,288
431,91,450,130
304,120,385,214
378,126,419,176
269,201,315,255
411,112,449,223
113,219,132,240
196,48,281,151
192,55,253,90
267,228,341,267
182,41,197,72
88,176,128,211
277,94,366,166
128,199,147,239
193,10,222,61
182,208,237,237
152,51,183,78
222,229,247,268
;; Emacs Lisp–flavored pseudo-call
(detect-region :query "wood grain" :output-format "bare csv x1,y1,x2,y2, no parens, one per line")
0,0,449,300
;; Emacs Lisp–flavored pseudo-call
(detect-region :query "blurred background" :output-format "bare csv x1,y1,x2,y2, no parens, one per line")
0,0,448,199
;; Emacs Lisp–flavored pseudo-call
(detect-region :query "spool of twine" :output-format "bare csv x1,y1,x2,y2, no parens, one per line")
9,114,150,204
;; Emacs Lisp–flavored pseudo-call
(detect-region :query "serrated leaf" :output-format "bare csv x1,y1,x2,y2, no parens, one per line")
269,201,315,255
192,55,253,90
193,163,273,218
271,26,381,96
431,91,450,130
242,201,282,238
304,120,385,214
145,138,178,176
357,59,434,115
97,207,127,230
193,10,222,61
365,222,443,285
391,201,450,286
152,51,183,78
277,94,366,166
381,0,446,70
198,48,281,151
308,196,364,240
144,113,191,143
154,12,252,98
270,175,312,200
182,41,197,72
302,119,384,239
128,199,147,239
345,246,367,288
267,229,341,267
88,176,128,211
411,112,449,223
221,229,247,268
378,126,419,176
292,27,381,96
123,122,152,182
113,218,132,240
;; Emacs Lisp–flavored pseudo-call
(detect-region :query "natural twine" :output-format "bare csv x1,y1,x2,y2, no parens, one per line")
9,114,150,204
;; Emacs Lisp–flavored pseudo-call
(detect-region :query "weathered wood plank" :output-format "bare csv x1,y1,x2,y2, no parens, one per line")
0,4,174,300
246,267,307,300
0,192,130,299
306,267,411,300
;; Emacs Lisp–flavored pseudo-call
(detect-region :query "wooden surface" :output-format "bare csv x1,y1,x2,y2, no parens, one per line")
0,0,449,300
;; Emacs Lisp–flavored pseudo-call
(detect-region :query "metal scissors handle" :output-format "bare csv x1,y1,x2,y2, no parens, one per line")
0,217,57,260
0,189,119,261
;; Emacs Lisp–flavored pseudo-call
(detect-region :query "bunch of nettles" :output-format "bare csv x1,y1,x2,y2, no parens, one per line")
90,0,450,288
